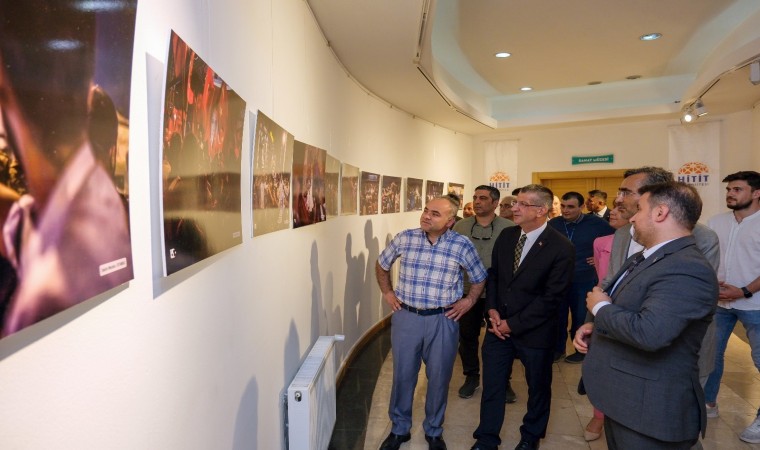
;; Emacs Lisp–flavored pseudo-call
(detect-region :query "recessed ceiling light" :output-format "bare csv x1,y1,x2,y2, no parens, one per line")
626,75,642,80
495,52,511,58
520,86,532,92
640,33,662,41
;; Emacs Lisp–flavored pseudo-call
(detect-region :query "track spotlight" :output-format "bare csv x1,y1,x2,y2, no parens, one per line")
681,108,695,123
751,61,760,86
693,99,708,117
681,99,707,124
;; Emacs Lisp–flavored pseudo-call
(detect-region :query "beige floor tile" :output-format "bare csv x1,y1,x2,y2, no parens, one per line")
359,329,760,450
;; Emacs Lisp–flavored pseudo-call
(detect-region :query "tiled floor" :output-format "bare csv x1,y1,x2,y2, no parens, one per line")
333,325,760,450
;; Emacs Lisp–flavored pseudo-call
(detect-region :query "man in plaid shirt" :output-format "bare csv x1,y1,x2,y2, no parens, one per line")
376,196,487,450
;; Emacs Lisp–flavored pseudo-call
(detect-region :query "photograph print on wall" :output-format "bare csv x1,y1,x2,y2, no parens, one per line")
251,111,294,236
405,177,423,211
292,141,326,228
381,175,401,214
341,163,359,215
0,1,138,337
360,171,380,215
324,154,341,219
425,180,444,203
160,31,247,276
447,182,465,210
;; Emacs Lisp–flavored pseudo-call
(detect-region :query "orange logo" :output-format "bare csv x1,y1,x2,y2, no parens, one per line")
489,171,511,190
676,162,711,185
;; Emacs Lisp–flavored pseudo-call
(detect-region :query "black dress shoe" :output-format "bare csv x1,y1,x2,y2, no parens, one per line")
379,432,411,450
425,434,447,450
470,443,497,450
514,439,540,450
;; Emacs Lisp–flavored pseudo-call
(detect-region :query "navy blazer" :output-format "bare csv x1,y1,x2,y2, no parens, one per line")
486,225,574,349
583,235,719,442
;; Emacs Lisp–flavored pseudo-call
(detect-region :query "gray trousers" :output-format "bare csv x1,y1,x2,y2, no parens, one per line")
389,308,459,437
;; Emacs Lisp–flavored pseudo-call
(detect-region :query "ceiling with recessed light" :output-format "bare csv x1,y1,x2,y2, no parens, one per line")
307,0,760,134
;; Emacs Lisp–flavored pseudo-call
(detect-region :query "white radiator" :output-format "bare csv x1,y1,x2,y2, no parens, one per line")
286,334,344,450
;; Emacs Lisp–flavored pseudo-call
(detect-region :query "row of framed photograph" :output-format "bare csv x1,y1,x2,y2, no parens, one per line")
159,31,465,275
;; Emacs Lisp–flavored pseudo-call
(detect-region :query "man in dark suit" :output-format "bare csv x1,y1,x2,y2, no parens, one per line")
577,182,719,449
586,189,611,221
471,184,574,450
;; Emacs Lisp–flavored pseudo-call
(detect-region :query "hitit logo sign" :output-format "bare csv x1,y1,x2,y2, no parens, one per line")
677,162,711,187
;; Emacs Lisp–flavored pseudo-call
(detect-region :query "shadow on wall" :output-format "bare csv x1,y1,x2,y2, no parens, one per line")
360,220,381,333
341,233,365,362
232,376,258,450
280,320,301,449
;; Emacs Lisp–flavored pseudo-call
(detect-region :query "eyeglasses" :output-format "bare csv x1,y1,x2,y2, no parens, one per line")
510,200,543,208
616,190,639,198
470,222,494,240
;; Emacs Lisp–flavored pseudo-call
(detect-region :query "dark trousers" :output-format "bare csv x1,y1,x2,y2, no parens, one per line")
555,280,595,354
458,297,485,376
473,332,553,447
604,416,697,450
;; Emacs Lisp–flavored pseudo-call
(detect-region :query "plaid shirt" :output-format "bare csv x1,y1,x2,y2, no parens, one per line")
378,228,487,309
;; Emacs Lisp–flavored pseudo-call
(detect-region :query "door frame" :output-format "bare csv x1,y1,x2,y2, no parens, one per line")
531,169,628,184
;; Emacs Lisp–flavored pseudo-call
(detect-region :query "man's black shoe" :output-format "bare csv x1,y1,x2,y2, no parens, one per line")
425,435,447,450
458,375,480,398
379,432,411,450
514,439,540,450
469,443,497,450
564,351,585,364
505,381,517,403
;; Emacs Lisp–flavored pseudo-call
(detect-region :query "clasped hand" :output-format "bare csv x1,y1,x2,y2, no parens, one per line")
487,309,511,339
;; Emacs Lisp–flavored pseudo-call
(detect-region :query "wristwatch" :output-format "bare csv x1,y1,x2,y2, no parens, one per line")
742,286,753,298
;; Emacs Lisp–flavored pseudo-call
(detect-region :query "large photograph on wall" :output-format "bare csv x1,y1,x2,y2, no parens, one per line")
252,111,294,235
324,154,340,219
426,180,444,202
405,177,423,211
381,175,401,214
292,141,326,228
360,171,380,215
341,163,359,215
0,2,137,338
160,31,246,276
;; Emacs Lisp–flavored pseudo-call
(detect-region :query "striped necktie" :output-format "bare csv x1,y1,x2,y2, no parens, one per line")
513,233,527,273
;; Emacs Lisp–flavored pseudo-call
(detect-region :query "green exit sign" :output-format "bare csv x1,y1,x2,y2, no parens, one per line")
572,154,614,165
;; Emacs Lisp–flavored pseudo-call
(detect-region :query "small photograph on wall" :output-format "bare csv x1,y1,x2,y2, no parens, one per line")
381,175,401,214
448,182,465,209
360,171,380,215
426,180,444,203
252,111,294,235
292,141,326,228
341,163,359,215
405,177,424,212
161,31,247,276
0,2,138,338
325,155,341,219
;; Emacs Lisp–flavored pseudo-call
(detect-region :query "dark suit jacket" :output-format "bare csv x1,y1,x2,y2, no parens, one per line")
587,208,610,222
583,236,719,443
598,223,720,379
486,225,575,348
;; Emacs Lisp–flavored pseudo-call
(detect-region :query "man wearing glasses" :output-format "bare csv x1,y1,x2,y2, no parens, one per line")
471,184,574,450
453,185,515,400
574,167,719,448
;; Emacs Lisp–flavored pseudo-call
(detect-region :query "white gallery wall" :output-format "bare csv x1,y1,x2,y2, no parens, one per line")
0,1,473,449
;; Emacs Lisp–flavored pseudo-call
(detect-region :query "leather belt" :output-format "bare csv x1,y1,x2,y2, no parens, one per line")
399,303,452,316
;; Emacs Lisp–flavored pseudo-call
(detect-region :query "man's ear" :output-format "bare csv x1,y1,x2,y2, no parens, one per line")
653,204,669,223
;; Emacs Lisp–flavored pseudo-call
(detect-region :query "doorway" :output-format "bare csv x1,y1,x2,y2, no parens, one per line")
532,169,627,210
